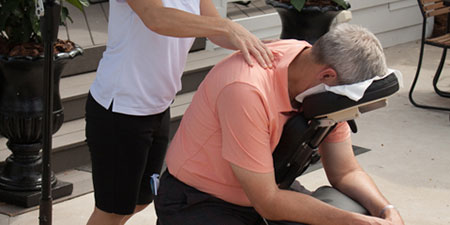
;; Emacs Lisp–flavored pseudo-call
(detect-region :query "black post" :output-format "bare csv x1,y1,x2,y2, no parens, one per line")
40,0,57,224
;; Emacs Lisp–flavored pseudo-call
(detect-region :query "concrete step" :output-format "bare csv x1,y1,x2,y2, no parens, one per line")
0,41,234,174
60,46,235,123
61,38,207,78
0,91,195,173
59,62,215,123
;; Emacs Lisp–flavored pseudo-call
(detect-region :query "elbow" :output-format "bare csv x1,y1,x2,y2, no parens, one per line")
328,168,364,189
254,204,281,221
328,176,341,188
147,24,164,34
130,3,166,34
251,194,284,221
142,14,165,34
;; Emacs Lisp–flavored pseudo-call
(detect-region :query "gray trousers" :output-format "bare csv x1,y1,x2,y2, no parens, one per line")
265,184,369,225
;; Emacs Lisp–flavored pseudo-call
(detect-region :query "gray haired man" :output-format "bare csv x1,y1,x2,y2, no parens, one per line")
155,24,405,225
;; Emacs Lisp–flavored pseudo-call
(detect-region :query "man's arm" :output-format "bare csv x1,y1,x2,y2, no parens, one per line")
320,138,404,224
216,82,394,224
231,164,394,225
126,0,273,68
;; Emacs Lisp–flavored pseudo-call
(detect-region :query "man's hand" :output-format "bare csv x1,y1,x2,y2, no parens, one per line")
351,213,395,225
382,208,405,225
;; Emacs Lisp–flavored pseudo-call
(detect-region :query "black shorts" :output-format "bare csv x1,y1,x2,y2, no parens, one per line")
85,93,170,215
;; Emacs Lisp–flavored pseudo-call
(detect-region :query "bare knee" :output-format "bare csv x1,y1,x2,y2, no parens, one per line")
120,204,150,225
87,207,128,225
134,204,149,213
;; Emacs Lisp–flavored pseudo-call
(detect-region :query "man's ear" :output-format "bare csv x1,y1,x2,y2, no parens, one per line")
318,67,338,85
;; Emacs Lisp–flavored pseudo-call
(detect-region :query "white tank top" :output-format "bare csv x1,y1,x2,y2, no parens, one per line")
90,0,200,115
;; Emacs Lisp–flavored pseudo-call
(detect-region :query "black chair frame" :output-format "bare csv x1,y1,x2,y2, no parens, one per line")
409,0,450,111
274,73,400,189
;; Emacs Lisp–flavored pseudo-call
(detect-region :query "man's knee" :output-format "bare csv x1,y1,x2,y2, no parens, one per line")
312,186,369,215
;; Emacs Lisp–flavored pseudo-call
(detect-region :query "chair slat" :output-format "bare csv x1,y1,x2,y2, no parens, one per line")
436,35,450,42
426,6,450,17
424,2,444,11
422,0,442,4
412,1,450,111
426,34,450,47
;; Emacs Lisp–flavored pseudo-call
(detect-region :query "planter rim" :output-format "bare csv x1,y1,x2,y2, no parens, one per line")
266,0,350,13
0,44,83,62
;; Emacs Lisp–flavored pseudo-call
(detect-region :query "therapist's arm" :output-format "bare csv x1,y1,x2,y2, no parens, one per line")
126,0,273,68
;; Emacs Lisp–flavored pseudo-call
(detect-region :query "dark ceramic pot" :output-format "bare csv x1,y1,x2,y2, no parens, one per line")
266,0,346,44
0,46,83,191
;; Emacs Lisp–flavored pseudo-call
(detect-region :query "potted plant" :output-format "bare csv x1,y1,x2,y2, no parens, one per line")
266,0,351,44
0,0,88,56
0,0,88,207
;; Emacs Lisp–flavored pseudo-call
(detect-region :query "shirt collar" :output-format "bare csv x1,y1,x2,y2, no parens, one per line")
272,41,311,113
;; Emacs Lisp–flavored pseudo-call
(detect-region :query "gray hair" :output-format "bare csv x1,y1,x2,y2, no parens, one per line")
311,23,387,85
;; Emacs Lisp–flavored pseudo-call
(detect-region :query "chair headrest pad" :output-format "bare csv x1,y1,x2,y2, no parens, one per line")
302,73,400,119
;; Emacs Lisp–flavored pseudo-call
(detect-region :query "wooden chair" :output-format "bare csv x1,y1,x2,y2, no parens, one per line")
409,0,450,111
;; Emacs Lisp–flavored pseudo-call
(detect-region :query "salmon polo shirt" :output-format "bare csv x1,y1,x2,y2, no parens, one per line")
165,40,350,206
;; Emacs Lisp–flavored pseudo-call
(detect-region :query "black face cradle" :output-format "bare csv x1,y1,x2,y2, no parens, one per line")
302,73,400,120
273,73,400,189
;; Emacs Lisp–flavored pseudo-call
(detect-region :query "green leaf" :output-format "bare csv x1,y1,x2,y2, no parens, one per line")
28,6,40,36
61,6,69,25
333,0,349,9
290,0,305,12
77,0,90,7
64,0,88,11
67,14,74,24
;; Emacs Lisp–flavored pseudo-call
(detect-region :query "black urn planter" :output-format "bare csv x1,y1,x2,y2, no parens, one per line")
0,46,83,192
266,0,346,44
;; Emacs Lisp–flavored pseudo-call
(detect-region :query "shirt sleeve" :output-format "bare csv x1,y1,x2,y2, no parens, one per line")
216,83,274,173
323,121,351,143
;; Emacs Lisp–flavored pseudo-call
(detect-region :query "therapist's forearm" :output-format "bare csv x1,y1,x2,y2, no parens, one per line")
127,0,230,38
127,0,274,68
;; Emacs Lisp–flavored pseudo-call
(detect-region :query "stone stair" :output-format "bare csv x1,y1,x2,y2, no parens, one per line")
0,46,236,174
0,45,234,220
0,2,281,173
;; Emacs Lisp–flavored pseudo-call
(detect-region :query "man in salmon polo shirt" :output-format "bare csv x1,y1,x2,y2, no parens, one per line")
155,24,404,225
